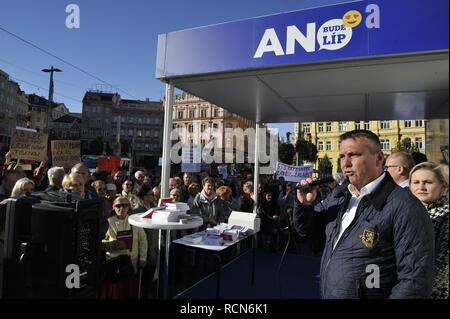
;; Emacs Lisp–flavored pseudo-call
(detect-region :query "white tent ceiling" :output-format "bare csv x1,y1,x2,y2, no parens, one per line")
170,51,449,123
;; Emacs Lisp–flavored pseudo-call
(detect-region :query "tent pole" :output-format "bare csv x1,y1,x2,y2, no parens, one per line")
253,122,261,213
161,81,174,198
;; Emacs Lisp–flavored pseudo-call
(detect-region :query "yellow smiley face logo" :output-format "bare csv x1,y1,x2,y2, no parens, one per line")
342,10,362,28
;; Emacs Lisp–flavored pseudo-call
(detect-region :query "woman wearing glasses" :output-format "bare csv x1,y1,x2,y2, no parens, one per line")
410,162,448,299
102,196,148,298
61,173,86,200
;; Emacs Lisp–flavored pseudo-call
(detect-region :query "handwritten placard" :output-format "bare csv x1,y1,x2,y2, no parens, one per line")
10,129,48,161
275,162,314,182
51,140,80,169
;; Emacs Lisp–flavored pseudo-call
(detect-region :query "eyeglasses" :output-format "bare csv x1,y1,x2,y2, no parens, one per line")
383,165,399,170
114,204,129,209
124,183,133,186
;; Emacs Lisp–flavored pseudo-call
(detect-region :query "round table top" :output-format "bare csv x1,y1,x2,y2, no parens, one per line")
128,214,203,230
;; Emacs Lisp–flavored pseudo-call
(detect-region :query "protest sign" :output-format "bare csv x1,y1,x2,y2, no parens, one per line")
51,140,80,169
275,162,314,182
10,129,48,162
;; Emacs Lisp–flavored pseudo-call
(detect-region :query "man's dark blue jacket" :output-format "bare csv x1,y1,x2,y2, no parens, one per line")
293,174,434,298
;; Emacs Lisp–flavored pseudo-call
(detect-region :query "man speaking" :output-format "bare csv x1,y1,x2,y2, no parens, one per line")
294,130,434,298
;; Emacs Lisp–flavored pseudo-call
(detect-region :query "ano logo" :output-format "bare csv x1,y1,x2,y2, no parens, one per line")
254,4,380,58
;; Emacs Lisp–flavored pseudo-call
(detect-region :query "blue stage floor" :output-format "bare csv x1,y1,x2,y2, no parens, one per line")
174,248,321,299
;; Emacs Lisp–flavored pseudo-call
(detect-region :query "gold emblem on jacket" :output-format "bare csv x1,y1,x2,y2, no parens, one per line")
360,229,379,248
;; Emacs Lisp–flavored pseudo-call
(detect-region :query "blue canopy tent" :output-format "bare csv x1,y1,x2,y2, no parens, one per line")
155,0,449,202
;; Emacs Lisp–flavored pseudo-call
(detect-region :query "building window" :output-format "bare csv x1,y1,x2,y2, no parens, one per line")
153,129,159,137
201,123,206,132
213,108,219,117
339,121,348,132
364,121,370,130
302,123,311,134
188,125,194,133
318,123,324,132
326,122,332,132
145,143,150,150
318,141,324,151
326,141,332,151
380,121,390,129
189,110,195,119
213,123,218,129
415,120,424,127
415,137,423,150
380,139,390,150
145,130,151,137
201,109,207,118
354,121,361,130
178,111,183,119
137,130,142,137
128,129,133,137
404,120,412,128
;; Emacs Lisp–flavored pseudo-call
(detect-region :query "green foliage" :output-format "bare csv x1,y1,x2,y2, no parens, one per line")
392,137,419,153
318,155,333,177
279,143,296,165
295,134,318,165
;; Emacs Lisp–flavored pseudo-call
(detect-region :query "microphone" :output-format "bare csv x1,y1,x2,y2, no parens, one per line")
296,173,345,191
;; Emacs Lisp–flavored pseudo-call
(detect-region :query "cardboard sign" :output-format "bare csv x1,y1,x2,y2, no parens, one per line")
10,129,48,162
51,140,81,169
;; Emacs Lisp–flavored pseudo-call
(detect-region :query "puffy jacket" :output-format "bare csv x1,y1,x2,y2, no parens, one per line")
191,192,226,227
293,174,434,299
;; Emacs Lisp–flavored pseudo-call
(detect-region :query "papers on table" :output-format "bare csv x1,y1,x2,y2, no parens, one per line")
181,223,252,246
140,201,190,221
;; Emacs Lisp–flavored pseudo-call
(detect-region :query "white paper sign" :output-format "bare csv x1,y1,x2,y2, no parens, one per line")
275,162,313,182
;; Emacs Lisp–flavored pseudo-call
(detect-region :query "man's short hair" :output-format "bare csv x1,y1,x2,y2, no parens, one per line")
202,177,215,186
47,167,66,186
389,151,415,173
339,129,381,153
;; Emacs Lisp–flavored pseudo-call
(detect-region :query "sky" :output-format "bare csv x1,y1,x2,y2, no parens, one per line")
0,0,350,138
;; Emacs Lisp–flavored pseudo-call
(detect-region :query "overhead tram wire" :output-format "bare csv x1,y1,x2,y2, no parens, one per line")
0,56,88,90
0,25,140,100
12,76,82,103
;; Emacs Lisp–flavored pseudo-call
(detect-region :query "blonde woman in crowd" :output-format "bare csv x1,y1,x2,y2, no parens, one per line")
410,161,449,299
10,177,34,198
62,173,86,199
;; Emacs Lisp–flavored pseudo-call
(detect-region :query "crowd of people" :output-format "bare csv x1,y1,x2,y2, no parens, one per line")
0,128,448,299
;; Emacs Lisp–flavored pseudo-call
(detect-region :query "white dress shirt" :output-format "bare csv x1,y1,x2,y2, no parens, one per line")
333,173,386,249
398,179,409,188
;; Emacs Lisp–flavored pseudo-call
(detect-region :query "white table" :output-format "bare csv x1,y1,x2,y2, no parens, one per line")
172,232,257,298
128,214,203,298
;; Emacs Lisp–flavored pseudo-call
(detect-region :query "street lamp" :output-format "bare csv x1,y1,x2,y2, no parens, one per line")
42,66,62,132
112,93,121,156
